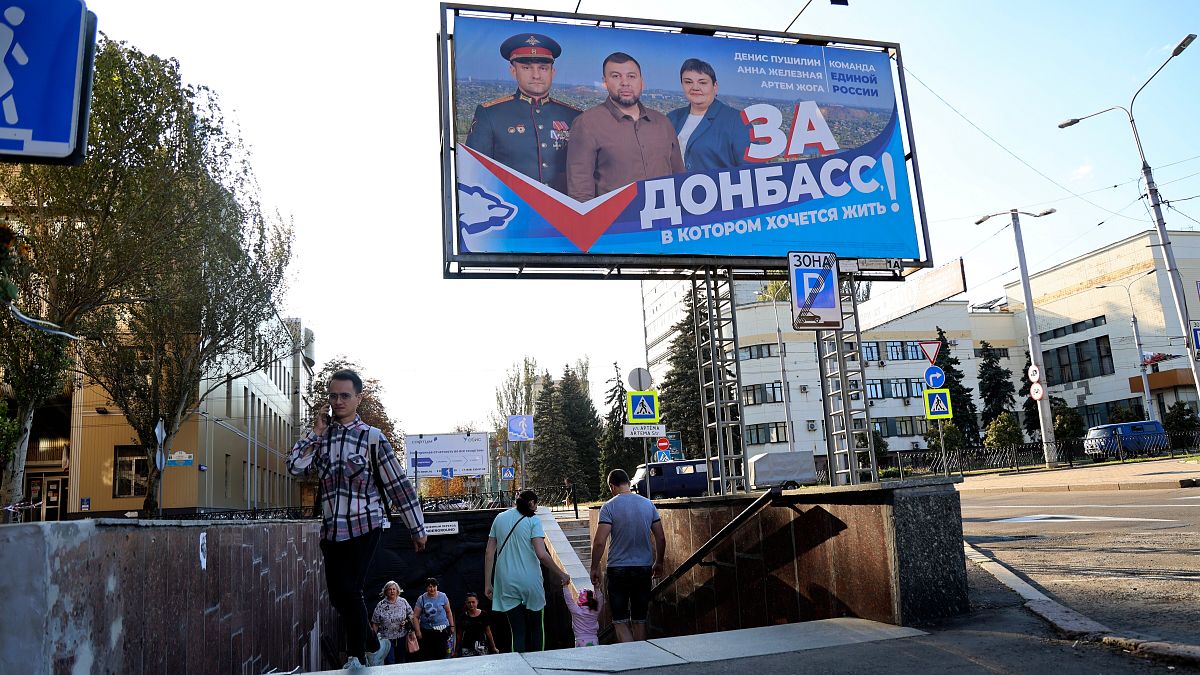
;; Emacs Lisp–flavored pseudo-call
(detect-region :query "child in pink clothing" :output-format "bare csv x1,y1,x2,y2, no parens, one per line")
563,585,603,647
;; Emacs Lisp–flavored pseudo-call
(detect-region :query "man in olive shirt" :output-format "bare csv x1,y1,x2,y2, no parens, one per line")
567,52,685,202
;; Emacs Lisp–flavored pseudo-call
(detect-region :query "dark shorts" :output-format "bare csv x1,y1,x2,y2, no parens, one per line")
606,566,652,623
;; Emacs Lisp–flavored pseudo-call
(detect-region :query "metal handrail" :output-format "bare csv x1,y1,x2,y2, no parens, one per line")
649,486,782,600
595,486,782,643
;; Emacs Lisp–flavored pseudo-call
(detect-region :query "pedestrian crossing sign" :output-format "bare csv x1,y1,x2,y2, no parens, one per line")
501,466,516,481
626,391,660,423
923,388,953,420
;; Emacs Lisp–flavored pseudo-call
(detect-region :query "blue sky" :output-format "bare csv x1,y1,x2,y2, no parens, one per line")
82,0,1200,432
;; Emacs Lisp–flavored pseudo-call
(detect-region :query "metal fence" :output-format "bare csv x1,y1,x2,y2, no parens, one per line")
876,430,1200,480
165,484,577,521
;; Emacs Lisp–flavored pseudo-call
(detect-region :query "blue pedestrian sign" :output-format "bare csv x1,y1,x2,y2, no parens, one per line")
507,414,535,441
923,388,953,420
412,456,434,468
923,365,946,389
501,466,516,481
0,0,97,163
654,450,672,462
626,391,660,423
441,467,454,480
788,251,842,330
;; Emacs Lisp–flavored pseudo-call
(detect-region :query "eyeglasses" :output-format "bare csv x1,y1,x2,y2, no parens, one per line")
327,392,356,402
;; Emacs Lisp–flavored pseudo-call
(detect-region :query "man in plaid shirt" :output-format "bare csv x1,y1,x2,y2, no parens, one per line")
288,369,427,670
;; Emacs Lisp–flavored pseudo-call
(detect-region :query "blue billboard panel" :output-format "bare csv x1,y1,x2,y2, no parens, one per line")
449,13,923,262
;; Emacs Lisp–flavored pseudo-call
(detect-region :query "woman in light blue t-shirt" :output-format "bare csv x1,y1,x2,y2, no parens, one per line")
413,577,453,661
484,490,572,653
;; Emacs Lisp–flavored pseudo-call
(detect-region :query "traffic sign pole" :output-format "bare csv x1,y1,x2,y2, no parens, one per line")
938,421,948,477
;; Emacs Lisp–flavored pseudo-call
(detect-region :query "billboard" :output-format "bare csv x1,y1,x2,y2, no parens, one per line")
441,5,930,274
405,432,489,477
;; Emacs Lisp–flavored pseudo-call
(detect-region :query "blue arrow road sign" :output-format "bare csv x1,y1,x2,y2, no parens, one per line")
0,0,96,161
501,466,515,480
441,467,454,480
924,365,946,389
412,457,434,468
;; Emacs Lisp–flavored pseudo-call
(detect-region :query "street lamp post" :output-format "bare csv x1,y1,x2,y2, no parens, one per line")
1060,33,1199,401
976,208,1058,466
768,283,798,453
1096,269,1157,421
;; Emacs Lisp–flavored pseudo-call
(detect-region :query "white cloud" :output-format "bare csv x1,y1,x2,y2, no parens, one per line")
1071,163,1094,181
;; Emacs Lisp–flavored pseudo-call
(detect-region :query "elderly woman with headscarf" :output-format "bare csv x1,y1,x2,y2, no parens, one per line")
370,580,413,665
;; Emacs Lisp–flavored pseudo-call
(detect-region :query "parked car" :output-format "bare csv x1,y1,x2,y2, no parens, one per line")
1082,420,1168,458
631,458,719,499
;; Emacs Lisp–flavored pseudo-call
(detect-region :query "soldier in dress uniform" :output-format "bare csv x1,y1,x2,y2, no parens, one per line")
465,33,581,193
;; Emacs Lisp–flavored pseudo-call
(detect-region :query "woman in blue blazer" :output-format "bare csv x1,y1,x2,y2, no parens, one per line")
666,59,753,172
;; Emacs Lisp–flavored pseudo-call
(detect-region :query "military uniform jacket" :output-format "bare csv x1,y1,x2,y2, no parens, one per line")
465,91,581,193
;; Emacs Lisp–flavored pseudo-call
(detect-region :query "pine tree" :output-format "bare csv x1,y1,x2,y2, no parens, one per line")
1018,351,1040,438
598,362,644,497
977,341,1016,430
660,292,705,459
933,326,980,443
559,363,602,500
528,373,578,487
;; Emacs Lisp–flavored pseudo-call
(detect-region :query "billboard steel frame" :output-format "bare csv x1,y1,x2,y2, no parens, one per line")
438,3,932,279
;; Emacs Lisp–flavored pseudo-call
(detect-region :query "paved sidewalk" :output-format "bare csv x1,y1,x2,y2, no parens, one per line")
958,457,1200,493
310,563,1174,673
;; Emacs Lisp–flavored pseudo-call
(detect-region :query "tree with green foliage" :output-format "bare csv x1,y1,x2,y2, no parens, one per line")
528,373,578,488
932,327,980,443
923,420,965,453
1162,401,1198,450
558,362,602,499
1052,398,1086,440
984,412,1025,449
306,356,401,446
977,341,1015,429
660,291,705,459
598,362,643,497
1106,405,1141,424
2,38,256,520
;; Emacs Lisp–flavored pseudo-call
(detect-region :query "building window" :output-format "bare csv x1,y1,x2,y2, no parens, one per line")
895,417,914,436
113,445,148,498
738,343,777,361
1041,334,1115,385
905,341,923,360
741,381,784,406
887,379,909,398
861,341,880,361
914,417,929,435
1097,335,1114,375
908,378,925,398
1039,315,1106,342
886,341,904,360
745,422,788,445
865,379,883,399
973,347,1011,358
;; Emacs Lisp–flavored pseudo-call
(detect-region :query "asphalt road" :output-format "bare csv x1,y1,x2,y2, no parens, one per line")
961,487,1200,645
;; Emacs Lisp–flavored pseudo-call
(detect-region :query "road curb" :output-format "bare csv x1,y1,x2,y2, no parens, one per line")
963,542,1200,668
958,478,1196,494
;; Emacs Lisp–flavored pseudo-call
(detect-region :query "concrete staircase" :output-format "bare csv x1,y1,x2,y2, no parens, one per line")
556,515,592,567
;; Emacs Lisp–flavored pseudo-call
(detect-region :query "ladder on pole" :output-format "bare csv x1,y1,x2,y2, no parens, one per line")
816,274,879,486
693,268,745,495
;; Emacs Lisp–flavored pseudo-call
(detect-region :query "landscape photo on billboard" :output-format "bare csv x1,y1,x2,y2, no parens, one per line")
450,13,921,261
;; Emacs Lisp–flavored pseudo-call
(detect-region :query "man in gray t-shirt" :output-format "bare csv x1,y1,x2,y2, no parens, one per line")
591,468,666,642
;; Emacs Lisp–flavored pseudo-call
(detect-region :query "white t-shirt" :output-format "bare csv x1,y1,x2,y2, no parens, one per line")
677,113,704,155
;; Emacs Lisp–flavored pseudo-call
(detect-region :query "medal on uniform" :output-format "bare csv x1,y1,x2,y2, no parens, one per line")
515,124,526,134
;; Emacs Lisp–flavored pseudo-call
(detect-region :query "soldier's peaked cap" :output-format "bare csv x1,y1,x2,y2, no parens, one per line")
501,33,561,63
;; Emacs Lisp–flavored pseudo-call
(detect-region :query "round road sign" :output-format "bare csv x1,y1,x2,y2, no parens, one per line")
1028,364,1041,383
628,367,652,391
657,437,670,451
1030,382,1045,401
